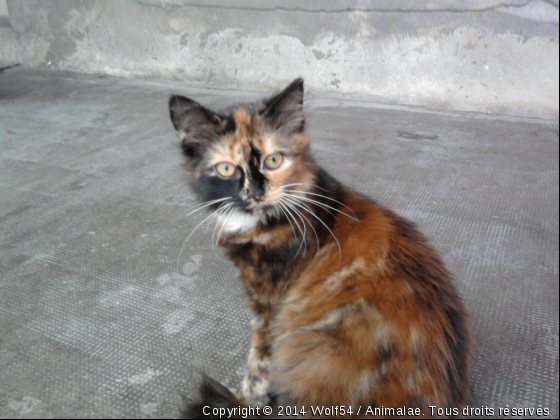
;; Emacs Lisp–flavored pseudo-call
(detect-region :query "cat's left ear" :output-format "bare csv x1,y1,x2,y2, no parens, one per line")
169,95,224,157
262,78,305,135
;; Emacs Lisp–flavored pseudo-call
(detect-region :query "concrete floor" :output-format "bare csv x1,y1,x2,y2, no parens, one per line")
0,69,558,419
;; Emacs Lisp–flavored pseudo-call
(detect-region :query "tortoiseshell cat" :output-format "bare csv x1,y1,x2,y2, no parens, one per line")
168,79,470,418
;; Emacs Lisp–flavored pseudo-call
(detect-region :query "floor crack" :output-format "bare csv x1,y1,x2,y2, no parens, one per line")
0,64,20,74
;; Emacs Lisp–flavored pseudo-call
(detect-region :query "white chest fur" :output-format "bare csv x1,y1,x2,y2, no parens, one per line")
218,211,260,233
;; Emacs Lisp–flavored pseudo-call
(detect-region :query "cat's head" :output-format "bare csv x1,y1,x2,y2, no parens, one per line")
169,78,316,233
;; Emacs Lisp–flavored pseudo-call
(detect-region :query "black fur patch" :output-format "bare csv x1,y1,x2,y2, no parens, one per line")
443,297,470,406
379,345,393,364
247,147,266,198
180,374,242,419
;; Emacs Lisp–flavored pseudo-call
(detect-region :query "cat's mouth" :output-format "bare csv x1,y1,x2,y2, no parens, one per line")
240,195,277,212
240,202,277,217
216,195,283,231
232,199,285,225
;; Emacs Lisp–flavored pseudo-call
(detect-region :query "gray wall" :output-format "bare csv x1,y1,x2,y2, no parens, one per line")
0,0,17,66
5,0,560,119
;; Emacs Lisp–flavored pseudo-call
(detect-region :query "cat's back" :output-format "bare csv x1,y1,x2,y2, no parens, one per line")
272,189,471,413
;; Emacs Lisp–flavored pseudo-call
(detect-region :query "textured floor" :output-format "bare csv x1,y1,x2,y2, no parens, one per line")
0,69,558,419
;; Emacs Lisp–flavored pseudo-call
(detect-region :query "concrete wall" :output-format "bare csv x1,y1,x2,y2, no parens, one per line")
5,0,560,119
0,0,17,66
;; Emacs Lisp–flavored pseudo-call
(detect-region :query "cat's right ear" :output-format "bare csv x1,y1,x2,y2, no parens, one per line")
168,95,223,157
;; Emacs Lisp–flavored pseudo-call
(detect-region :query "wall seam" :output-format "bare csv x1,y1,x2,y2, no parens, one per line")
135,0,551,15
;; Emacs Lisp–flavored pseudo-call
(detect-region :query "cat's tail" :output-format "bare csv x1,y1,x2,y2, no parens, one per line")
181,374,248,419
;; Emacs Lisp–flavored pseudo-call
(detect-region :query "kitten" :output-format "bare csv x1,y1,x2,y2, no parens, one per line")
169,79,471,418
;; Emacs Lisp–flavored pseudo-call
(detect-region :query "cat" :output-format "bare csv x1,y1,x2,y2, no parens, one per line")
168,78,471,418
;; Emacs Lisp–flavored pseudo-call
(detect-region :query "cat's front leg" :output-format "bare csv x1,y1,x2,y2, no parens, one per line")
241,316,273,407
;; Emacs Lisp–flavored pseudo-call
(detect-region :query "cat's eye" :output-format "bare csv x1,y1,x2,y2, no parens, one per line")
264,152,284,170
215,162,237,178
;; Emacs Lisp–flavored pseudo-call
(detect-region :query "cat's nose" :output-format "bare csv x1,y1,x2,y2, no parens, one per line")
247,190,264,202
247,183,265,202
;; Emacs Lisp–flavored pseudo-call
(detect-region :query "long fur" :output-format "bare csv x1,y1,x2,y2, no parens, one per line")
170,79,471,418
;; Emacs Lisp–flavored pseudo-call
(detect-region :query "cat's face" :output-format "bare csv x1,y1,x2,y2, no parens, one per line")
169,79,316,233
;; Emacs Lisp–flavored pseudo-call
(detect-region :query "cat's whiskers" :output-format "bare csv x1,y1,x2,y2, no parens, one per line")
283,196,342,260
211,203,234,243
215,205,240,247
211,203,235,259
281,182,328,193
184,197,232,218
280,184,358,220
177,200,232,273
286,194,336,221
290,202,308,257
276,203,297,243
282,193,358,222
284,201,319,252
280,198,320,256
277,200,306,259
